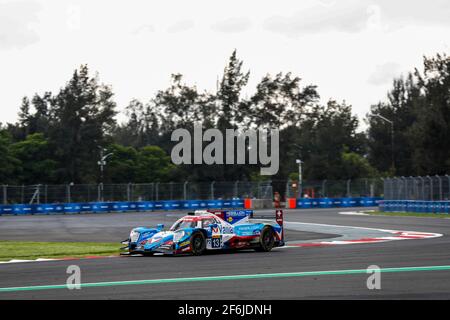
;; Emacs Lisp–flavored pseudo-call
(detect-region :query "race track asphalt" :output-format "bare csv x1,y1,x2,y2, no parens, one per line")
0,207,450,299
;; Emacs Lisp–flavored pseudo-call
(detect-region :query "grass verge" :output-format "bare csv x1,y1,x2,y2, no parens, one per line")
0,241,119,261
362,210,449,219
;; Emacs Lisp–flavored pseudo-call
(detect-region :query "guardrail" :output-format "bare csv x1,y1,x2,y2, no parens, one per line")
0,199,244,215
285,197,383,209
380,200,450,214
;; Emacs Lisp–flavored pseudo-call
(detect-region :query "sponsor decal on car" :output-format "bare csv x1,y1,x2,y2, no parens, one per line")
179,240,190,247
151,237,162,243
222,226,233,234
212,226,220,235
226,210,248,216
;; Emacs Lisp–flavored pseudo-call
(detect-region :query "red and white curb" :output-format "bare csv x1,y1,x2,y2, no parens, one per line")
283,229,442,248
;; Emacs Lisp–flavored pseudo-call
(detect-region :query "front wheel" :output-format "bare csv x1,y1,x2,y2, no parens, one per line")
190,232,206,256
254,226,275,252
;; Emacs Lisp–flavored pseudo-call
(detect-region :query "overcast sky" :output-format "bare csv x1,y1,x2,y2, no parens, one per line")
1,0,449,127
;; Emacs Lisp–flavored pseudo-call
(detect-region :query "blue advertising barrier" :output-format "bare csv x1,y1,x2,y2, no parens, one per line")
0,197,382,215
0,199,245,215
380,200,450,214
296,197,382,209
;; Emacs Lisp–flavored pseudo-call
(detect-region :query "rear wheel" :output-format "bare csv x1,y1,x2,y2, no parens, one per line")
190,232,206,256
255,226,275,252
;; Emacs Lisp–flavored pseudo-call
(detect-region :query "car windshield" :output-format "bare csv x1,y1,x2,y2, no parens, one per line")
170,219,196,231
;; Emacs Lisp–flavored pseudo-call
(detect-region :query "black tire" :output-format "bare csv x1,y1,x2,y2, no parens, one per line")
190,231,206,256
255,226,275,252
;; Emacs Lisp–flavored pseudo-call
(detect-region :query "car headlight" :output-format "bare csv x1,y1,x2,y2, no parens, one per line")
173,231,185,242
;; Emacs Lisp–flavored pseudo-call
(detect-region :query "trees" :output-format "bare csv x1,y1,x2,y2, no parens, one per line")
217,50,250,130
340,150,378,179
136,146,176,182
303,101,369,180
367,53,450,176
248,72,319,128
48,65,117,183
5,65,118,184
6,52,448,186
10,133,57,184
155,74,216,131
0,131,20,184
409,54,450,175
104,144,174,183
109,51,368,182
367,74,419,176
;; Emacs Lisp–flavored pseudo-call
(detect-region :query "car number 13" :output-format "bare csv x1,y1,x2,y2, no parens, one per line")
211,237,222,248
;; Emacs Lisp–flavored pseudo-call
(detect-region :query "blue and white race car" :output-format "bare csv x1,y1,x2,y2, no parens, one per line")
121,209,284,256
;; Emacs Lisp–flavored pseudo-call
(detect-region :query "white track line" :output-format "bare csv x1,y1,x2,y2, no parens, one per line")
338,211,369,216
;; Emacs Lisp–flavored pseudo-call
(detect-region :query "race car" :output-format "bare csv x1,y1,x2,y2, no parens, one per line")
120,209,284,256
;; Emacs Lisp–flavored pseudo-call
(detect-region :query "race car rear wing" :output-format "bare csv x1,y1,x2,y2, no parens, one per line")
204,209,253,224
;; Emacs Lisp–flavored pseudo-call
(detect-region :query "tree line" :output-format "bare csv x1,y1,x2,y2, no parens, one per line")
0,51,448,185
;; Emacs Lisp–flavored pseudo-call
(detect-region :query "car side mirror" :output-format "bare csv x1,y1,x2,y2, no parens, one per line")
156,224,164,231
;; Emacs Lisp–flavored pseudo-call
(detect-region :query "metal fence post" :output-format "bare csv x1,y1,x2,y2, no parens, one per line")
155,182,159,201
183,181,188,200
426,175,432,201
436,175,442,200
67,184,71,203
384,178,388,199
418,176,424,200
392,177,397,199
285,180,290,199
2,185,6,205
401,177,407,199
257,181,261,198
446,175,450,200
322,180,327,197
391,178,395,200
127,183,132,201
210,181,215,200
346,179,351,197
380,178,385,199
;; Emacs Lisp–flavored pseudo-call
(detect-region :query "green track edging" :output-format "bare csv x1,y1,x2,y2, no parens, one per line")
1,265,450,293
